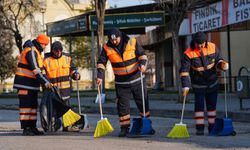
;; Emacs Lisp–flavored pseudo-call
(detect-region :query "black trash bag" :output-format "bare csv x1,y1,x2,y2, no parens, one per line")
40,87,70,132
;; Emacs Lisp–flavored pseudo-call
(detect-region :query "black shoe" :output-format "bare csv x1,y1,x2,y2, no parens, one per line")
118,128,129,137
22,127,35,136
62,127,68,132
31,127,44,135
196,129,204,136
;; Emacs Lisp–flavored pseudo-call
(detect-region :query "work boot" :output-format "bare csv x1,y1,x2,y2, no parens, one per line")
118,127,129,137
31,127,44,135
22,127,35,136
196,129,204,136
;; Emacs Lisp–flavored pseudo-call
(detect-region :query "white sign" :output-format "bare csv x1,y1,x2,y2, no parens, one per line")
189,2,224,33
228,0,250,24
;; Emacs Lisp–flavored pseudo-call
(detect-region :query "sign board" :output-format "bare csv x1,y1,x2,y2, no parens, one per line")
188,1,226,33
89,11,165,30
47,16,87,36
228,0,250,24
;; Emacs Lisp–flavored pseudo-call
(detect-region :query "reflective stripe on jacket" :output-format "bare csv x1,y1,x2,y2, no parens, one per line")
14,46,48,90
180,42,223,92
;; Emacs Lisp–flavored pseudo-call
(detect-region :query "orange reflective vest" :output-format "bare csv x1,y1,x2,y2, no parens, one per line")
180,42,223,92
14,46,48,90
103,38,139,76
43,53,72,101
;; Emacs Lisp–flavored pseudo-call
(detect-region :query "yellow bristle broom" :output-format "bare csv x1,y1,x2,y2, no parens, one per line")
94,84,114,138
167,93,190,138
63,109,81,127
51,86,81,127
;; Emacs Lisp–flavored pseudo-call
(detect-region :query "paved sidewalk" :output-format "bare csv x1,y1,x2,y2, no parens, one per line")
0,92,250,122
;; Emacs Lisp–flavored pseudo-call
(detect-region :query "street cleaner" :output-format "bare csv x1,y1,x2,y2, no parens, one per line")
180,32,229,135
96,27,154,137
14,34,52,136
43,41,81,132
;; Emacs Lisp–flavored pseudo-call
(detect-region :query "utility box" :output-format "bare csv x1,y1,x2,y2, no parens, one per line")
237,76,250,99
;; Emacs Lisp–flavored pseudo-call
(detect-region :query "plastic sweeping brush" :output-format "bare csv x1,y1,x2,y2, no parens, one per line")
94,118,114,138
63,109,81,127
167,95,190,138
94,84,114,138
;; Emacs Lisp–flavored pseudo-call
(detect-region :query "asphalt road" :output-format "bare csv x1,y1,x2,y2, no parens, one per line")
1,110,250,150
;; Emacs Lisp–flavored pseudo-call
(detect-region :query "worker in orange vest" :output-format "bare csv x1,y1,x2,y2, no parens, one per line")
96,28,153,137
180,32,229,135
14,34,52,136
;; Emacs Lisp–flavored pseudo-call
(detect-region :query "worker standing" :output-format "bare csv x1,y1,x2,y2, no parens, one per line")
13,34,52,136
96,28,152,137
180,32,229,135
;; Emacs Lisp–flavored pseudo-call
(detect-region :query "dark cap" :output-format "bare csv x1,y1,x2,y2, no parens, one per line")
107,28,121,40
193,32,207,44
51,41,63,51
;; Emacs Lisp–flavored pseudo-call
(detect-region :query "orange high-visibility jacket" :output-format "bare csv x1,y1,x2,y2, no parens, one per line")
43,52,76,101
180,42,225,92
14,46,49,90
97,35,147,85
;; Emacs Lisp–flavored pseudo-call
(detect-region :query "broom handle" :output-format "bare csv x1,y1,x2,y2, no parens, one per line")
224,71,228,118
76,79,82,115
97,84,103,119
76,69,82,115
180,95,187,124
140,72,146,117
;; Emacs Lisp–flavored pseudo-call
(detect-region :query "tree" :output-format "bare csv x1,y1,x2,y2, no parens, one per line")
61,36,93,68
94,0,107,90
0,20,17,83
0,0,40,53
94,0,106,55
154,0,215,99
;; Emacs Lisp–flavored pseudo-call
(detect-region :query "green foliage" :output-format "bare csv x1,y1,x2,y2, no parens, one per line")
61,36,94,68
0,30,17,83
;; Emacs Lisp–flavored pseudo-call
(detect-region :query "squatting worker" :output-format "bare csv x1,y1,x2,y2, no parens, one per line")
180,32,229,135
43,41,80,131
13,34,52,136
96,28,153,137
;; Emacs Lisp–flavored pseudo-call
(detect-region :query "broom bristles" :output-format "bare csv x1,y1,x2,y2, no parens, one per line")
167,123,190,138
63,109,81,127
94,118,114,138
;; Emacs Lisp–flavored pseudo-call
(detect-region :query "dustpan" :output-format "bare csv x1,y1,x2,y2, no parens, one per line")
129,72,155,136
209,72,236,136
94,84,114,138
72,69,89,130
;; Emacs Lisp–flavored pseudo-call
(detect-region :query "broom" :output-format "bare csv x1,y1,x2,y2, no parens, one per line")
94,84,114,138
167,93,190,138
51,86,81,127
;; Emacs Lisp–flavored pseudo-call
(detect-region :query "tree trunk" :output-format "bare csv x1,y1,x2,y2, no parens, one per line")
172,30,182,101
14,32,22,53
95,0,106,92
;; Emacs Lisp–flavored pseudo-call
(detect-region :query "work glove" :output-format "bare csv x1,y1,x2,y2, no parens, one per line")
182,87,190,97
96,78,103,86
73,68,80,80
221,60,229,71
44,82,53,89
138,65,146,73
